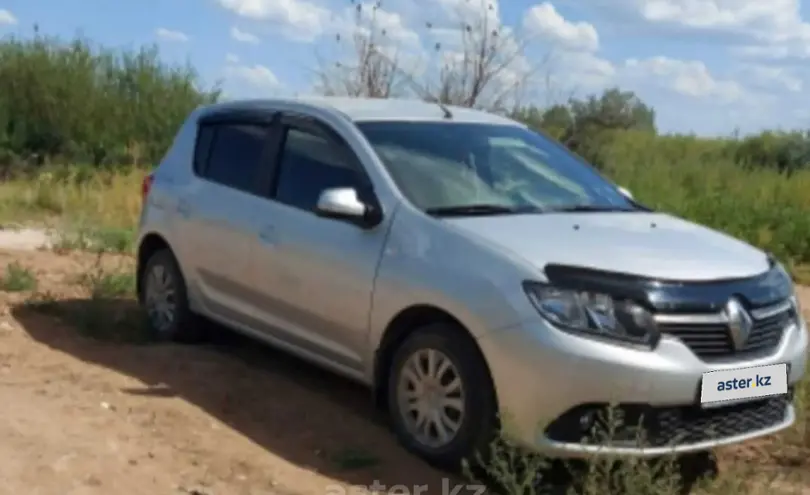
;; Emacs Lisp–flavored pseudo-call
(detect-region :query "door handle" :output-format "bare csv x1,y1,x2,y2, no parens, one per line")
177,200,191,217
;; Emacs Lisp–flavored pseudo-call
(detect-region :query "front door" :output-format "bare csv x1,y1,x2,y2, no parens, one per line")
249,116,390,374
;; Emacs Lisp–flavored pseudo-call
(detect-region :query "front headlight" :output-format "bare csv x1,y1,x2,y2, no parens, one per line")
523,281,659,348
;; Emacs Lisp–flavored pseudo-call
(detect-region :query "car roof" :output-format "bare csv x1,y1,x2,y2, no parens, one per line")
197,96,523,126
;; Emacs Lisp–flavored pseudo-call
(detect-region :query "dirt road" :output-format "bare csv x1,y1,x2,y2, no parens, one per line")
0,246,808,495
0,249,464,495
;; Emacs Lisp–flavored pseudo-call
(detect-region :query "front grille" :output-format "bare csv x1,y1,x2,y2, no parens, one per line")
545,394,791,448
659,308,793,361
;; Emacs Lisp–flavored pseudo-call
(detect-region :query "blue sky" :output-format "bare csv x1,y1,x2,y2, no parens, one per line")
0,0,808,136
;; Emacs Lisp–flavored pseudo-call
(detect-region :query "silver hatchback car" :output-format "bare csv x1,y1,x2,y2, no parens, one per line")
136,96,807,469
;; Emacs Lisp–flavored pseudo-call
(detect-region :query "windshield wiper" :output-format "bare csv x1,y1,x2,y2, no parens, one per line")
544,204,638,213
425,204,540,217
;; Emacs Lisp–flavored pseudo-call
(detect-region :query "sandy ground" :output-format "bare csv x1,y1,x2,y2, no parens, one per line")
0,246,460,495
0,229,808,495
0,227,53,251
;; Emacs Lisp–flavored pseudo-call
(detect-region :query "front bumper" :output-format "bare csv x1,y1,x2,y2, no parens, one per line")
477,314,808,458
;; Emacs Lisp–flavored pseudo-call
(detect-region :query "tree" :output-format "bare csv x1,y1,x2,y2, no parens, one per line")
314,0,546,113
0,31,219,168
735,130,810,173
511,88,657,169
568,87,656,135
421,0,540,112
314,1,405,98
511,104,572,141
539,104,573,140
564,88,656,168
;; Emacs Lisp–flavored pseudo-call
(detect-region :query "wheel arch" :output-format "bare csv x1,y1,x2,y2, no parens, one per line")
372,304,499,417
136,233,172,301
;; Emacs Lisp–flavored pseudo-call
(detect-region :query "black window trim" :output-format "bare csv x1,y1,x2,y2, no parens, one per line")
198,108,278,127
192,110,280,198
192,124,216,176
267,112,381,215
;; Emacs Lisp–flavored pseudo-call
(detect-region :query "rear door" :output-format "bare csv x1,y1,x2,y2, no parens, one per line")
176,110,281,325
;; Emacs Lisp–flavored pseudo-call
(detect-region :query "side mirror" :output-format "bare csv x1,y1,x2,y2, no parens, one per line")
618,186,634,200
315,187,380,227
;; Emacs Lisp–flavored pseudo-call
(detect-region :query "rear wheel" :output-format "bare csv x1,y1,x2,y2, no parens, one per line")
386,323,498,470
139,249,204,342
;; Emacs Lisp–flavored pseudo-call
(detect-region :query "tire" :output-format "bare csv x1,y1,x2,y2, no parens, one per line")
386,323,498,470
139,248,205,343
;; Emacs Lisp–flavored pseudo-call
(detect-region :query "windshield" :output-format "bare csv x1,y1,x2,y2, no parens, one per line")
355,121,636,214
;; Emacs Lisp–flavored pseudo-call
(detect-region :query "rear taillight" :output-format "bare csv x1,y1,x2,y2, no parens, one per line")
141,173,154,203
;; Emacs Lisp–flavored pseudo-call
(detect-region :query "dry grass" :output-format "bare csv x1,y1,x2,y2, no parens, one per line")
0,166,144,233
2,164,810,281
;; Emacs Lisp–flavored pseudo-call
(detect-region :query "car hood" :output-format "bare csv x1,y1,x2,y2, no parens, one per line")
444,212,769,281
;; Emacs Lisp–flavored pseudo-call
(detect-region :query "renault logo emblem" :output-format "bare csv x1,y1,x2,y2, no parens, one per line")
724,297,753,351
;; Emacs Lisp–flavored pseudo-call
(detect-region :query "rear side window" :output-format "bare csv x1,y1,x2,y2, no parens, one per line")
197,123,270,193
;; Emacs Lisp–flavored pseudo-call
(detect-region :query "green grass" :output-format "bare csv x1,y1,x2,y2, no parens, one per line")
328,447,381,471
24,254,148,343
52,226,136,255
0,137,808,271
603,132,810,269
0,261,37,292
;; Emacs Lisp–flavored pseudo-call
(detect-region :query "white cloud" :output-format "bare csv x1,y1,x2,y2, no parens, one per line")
225,53,240,64
552,51,616,90
633,0,810,59
230,26,260,44
737,64,803,92
637,0,803,36
155,28,189,42
428,0,502,27
218,0,421,46
218,0,329,41
622,56,744,102
226,63,280,89
356,5,420,46
0,9,16,25
734,42,810,61
524,2,599,52
326,3,424,51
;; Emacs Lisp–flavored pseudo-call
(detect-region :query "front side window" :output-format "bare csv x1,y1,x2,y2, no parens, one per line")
356,121,635,215
274,127,367,211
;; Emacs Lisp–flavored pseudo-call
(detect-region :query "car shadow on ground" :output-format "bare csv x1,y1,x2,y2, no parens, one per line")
10,297,718,495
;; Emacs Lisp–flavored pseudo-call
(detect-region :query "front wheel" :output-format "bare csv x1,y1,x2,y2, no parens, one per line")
386,323,498,470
